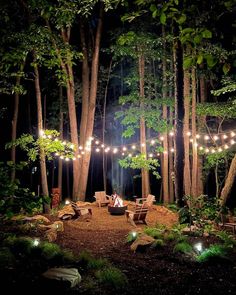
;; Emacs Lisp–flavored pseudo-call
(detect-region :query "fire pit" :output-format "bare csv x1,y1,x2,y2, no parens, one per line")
108,194,127,215
108,204,128,215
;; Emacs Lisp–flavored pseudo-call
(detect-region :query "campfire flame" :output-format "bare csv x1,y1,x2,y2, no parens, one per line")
113,195,123,207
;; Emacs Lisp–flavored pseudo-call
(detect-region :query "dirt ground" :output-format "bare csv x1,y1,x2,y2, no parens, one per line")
54,202,236,295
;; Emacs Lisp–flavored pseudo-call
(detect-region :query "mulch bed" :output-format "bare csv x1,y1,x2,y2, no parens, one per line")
1,202,236,294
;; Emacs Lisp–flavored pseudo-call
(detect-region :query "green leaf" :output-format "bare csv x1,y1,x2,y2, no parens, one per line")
177,14,186,24
183,57,193,69
222,63,231,75
150,4,157,12
193,35,202,44
197,55,204,64
205,54,217,68
202,29,212,39
160,12,166,25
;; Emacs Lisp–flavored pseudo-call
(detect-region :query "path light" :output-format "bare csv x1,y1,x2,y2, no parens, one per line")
186,131,191,136
131,231,137,238
65,200,70,205
160,136,164,141
204,135,209,140
33,238,40,247
131,145,136,150
223,134,228,139
151,140,155,145
194,242,203,253
169,131,174,137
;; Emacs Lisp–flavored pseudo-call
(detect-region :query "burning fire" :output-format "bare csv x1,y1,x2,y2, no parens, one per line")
113,194,123,207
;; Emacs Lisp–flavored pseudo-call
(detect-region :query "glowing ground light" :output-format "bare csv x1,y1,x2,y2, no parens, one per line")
33,238,40,246
132,231,137,238
194,242,203,252
65,200,70,205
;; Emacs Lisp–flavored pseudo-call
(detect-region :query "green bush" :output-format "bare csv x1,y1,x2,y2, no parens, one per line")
0,247,15,267
196,244,228,263
151,239,165,248
126,231,138,243
173,241,193,254
95,267,128,289
144,227,163,239
215,231,236,248
87,258,109,270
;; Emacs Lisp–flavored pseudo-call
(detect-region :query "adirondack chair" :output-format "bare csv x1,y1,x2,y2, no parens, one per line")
94,191,112,207
71,201,92,219
125,204,149,227
218,214,236,234
135,194,156,210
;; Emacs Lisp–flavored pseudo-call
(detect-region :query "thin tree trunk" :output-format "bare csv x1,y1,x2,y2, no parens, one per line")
197,64,206,195
220,154,236,206
58,86,63,201
162,26,169,203
139,54,150,197
173,38,184,207
183,63,191,195
102,59,112,192
11,73,22,182
33,54,50,213
191,67,198,197
78,4,104,200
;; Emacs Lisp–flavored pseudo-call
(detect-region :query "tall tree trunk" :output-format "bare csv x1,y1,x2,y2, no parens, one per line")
139,54,150,197
11,71,22,182
220,154,236,206
58,86,63,201
197,65,206,195
61,28,80,200
33,54,50,213
191,66,198,197
102,59,112,192
78,5,104,200
173,39,184,207
183,61,191,195
162,26,169,203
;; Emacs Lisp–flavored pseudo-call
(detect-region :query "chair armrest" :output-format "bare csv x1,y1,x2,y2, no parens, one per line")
135,198,147,204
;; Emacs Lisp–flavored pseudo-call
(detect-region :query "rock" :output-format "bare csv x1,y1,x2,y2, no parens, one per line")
45,228,57,242
130,234,155,252
24,215,51,224
42,268,81,288
58,206,75,219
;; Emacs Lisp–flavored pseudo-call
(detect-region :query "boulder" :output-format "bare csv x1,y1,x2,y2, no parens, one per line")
42,268,81,288
130,234,155,252
58,206,75,220
45,228,57,242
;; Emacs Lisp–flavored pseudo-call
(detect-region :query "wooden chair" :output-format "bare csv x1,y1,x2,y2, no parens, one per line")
93,191,112,207
125,204,149,227
71,201,92,219
135,194,156,210
218,214,236,234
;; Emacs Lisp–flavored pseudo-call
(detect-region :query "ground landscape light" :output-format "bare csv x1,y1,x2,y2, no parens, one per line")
33,238,40,246
65,199,70,205
132,232,137,238
194,242,203,252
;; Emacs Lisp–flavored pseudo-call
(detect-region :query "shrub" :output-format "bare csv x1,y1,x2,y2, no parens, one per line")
144,227,163,239
87,258,109,270
0,247,15,267
215,231,236,248
151,239,165,248
173,242,193,254
126,231,139,243
95,267,128,289
196,244,228,263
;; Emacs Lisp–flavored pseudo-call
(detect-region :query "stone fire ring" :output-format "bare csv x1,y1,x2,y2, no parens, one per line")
108,205,128,215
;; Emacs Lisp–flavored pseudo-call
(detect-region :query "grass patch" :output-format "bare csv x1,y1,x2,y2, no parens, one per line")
88,257,109,270
151,239,165,248
173,241,193,254
196,244,228,263
144,227,163,239
95,267,128,289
